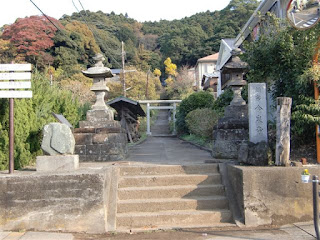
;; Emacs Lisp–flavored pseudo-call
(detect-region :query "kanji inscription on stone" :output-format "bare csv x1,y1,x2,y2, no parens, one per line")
249,83,268,143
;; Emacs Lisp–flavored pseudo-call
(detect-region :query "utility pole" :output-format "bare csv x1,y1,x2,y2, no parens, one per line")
146,69,150,99
121,41,126,97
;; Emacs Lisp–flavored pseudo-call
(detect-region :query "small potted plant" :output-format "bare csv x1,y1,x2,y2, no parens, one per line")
301,169,310,183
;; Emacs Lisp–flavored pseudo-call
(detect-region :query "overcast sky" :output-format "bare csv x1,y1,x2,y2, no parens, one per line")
1,0,232,26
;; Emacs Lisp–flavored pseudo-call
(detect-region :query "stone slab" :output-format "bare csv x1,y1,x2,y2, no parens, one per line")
36,155,79,172
248,83,268,144
0,169,112,234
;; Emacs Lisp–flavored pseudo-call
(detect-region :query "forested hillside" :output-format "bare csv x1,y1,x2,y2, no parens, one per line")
0,0,259,74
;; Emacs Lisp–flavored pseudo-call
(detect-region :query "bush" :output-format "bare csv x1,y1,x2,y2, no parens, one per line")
176,91,215,134
212,88,233,114
185,108,221,139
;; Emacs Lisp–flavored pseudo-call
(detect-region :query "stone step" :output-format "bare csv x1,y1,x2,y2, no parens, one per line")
118,184,225,200
116,209,233,230
117,196,229,213
119,164,219,176
118,174,221,188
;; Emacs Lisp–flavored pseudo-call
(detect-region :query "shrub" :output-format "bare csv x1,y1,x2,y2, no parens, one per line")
212,88,233,114
185,108,221,139
176,91,215,134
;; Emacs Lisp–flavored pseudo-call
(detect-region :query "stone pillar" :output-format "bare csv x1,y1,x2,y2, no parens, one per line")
147,103,151,135
248,83,268,144
275,97,292,166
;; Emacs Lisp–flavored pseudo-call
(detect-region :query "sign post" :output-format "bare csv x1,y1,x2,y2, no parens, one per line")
0,64,32,174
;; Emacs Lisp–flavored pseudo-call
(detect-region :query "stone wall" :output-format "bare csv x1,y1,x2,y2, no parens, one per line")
0,168,113,233
227,165,318,226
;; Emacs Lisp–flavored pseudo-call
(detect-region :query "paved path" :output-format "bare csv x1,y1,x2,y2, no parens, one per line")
127,136,213,165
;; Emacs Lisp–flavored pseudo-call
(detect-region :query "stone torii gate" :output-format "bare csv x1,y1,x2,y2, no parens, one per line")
139,100,182,136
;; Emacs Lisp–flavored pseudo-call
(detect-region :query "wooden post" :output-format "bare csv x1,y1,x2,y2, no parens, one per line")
9,97,14,174
313,36,320,163
147,102,151,135
9,64,14,174
121,41,126,97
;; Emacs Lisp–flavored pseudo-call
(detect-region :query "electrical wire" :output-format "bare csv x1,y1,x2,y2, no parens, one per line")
72,0,123,68
29,0,62,31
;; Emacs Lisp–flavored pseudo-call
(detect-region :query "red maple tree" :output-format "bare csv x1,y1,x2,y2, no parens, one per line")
1,15,63,65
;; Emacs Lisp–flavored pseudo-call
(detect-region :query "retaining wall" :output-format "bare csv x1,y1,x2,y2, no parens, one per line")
227,165,320,226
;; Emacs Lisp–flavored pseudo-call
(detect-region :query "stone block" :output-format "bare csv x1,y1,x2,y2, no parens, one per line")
215,118,249,130
36,155,79,172
96,127,122,134
87,145,101,155
213,129,248,141
79,121,119,129
75,145,86,155
86,155,104,161
109,147,121,155
41,123,75,156
86,109,113,121
212,140,245,159
224,105,248,118
100,144,113,155
238,141,269,166
110,155,125,161
92,134,109,144
73,128,96,134
74,133,93,145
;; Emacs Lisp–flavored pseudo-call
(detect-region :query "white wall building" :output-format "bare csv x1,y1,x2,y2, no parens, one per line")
195,53,219,90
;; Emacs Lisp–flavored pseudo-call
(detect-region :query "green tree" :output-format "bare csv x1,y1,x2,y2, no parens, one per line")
242,14,320,143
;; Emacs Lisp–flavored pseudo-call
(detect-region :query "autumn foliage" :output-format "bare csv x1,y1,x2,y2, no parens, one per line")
1,16,62,65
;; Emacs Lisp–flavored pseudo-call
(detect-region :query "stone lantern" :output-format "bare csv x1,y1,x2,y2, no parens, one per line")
223,48,248,106
73,53,128,162
82,53,114,118
212,48,249,160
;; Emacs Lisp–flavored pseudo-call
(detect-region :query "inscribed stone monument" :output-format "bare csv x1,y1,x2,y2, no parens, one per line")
248,83,268,144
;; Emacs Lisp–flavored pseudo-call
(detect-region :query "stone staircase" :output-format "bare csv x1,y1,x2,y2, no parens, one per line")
151,109,172,136
116,164,233,231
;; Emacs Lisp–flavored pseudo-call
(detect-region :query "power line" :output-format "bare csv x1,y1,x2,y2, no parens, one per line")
73,0,123,68
29,0,62,32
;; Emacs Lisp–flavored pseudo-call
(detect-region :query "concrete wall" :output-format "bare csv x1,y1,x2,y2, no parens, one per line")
0,168,115,234
227,165,319,227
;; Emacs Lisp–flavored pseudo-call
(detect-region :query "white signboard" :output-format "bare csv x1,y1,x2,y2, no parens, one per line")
0,91,32,98
0,63,32,99
0,72,31,80
0,82,31,89
248,83,268,143
0,64,31,72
